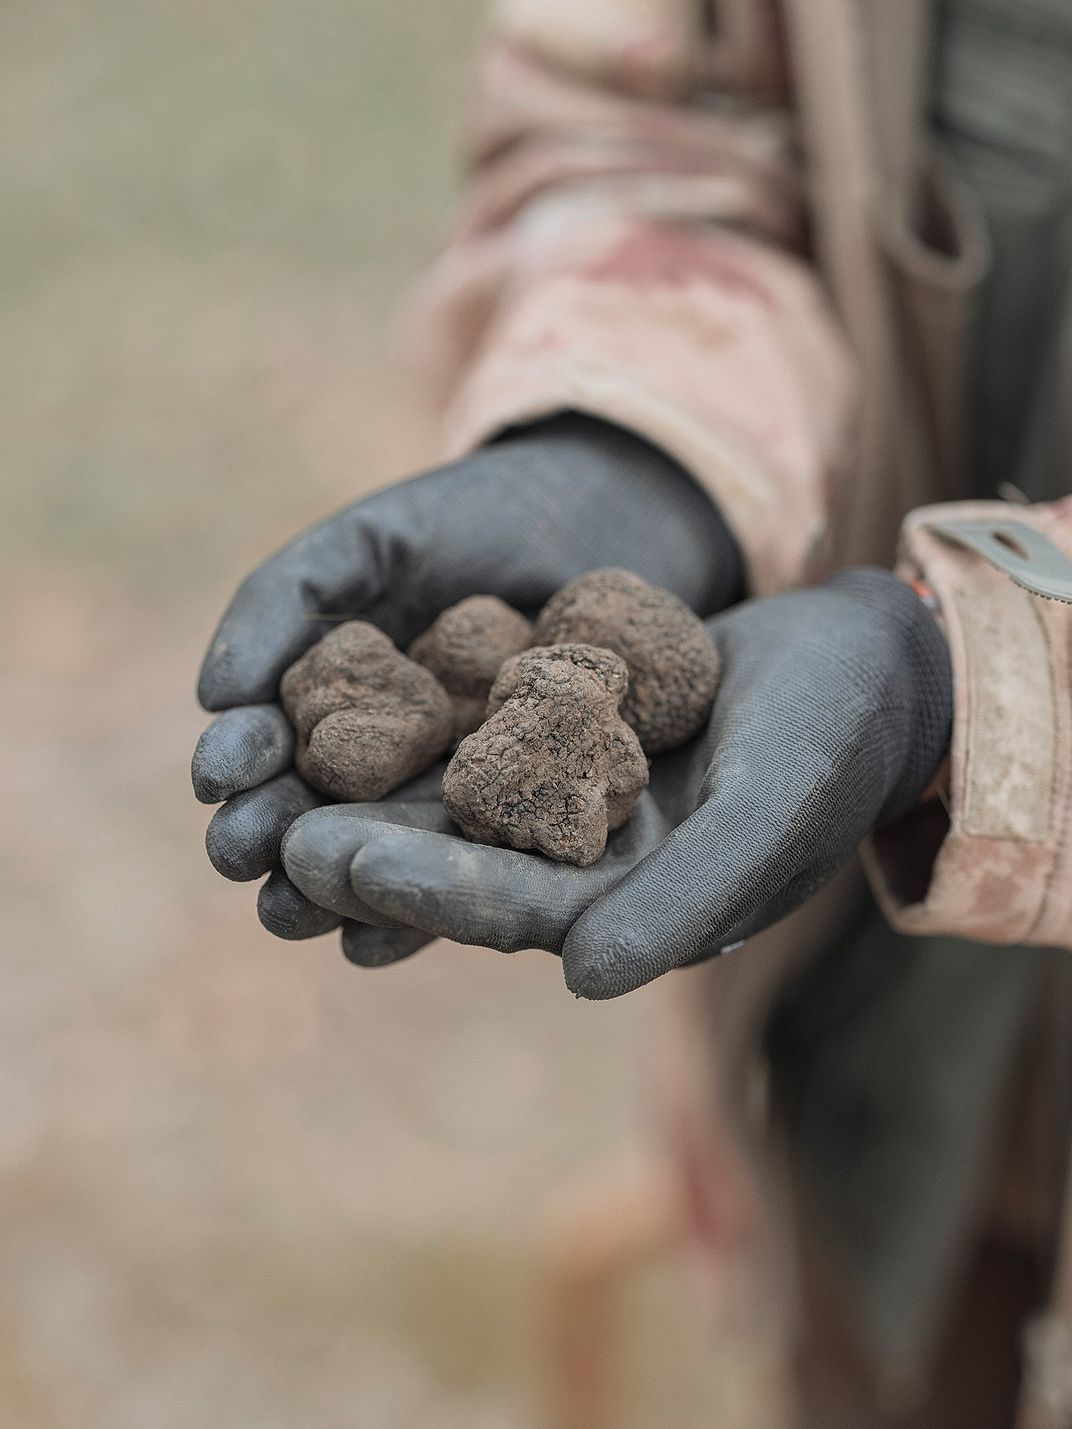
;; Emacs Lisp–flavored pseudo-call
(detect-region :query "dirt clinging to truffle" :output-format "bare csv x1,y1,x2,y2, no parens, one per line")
280,620,453,801
534,568,719,753
409,595,533,742
277,571,717,863
442,643,649,866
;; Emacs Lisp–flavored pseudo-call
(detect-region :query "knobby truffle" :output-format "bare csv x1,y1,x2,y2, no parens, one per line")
442,643,649,866
280,620,453,801
409,595,533,742
534,568,719,753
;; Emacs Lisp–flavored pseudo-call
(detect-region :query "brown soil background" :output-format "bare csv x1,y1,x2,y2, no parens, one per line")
0,3,776,1424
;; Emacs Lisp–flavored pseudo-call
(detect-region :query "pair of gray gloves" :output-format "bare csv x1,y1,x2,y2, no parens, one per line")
193,416,952,999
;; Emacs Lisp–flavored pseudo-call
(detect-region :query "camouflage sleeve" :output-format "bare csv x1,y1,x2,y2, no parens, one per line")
865,497,1072,949
402,0,856,595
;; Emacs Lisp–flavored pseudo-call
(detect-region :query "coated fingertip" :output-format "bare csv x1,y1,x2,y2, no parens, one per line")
191,731,224,804
192,706,294,803
340,922,431,968
562,931,646,1001
205,807,265,882
192,768,225,805
196,651,236,714
257,872,342,940
280,812,402,926
207,772,321,882
197,655,277,713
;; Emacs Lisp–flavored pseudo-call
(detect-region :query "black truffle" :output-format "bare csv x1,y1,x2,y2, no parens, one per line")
442,643,648,866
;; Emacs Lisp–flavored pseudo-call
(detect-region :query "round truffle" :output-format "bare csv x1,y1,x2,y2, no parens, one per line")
443,643,649,866
280,620,453,801
409,595,533,742
534,568,719,753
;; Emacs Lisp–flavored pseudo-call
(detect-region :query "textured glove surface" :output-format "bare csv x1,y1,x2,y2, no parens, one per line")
192,415,742,940
283,569,952,996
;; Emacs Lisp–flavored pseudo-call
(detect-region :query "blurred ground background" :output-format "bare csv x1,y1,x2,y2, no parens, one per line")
0,2,775,1424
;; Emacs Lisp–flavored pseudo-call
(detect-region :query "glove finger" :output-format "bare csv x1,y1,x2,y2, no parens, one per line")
346,797,671,954
282,801,457,923
192,704,294,803
257,870,342,940
341,921,433,968
561,771,818,999
205,771,321,882
349,832,585,953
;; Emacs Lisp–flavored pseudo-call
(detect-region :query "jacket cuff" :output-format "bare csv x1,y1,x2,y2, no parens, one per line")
864,500,1072,946
429,220,854,597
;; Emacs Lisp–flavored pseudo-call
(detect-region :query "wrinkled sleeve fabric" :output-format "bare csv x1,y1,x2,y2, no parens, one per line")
865,497,1072,949
402,0,856,596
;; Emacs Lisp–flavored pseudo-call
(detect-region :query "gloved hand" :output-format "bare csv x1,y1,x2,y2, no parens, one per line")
193,414,743,941
282,569,953,995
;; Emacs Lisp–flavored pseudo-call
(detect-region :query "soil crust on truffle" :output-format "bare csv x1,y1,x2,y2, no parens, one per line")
280,620,453,801
409,595,533,743
442,643,648,866
534,568,719,753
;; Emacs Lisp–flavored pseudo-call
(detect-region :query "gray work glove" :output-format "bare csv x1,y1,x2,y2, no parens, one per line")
192,414,742,942
282,569,952,995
